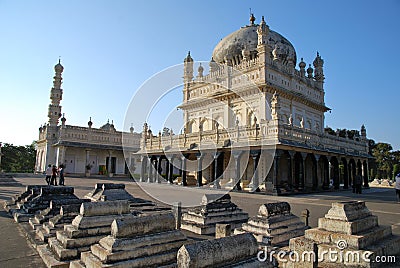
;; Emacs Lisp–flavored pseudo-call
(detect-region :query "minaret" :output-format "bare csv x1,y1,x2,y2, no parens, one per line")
257,16,270,64
313,52,325,89
48,59,64,126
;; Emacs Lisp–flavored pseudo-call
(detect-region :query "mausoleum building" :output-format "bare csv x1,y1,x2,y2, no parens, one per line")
136,15,371,194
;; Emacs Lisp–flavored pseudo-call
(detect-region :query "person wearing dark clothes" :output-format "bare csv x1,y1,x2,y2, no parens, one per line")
59,165,65,186
355,175,363,194
51,165,58,186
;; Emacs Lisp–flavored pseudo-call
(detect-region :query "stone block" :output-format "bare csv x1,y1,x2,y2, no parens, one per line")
318,215,378,235
258,202,291,218
111,213,174,238
201,193,230,205
177,233,258,268
79,200,130,216
72,214,128,229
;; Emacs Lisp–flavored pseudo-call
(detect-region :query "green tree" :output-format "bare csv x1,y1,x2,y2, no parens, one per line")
372,143,394,180
393,164,400,179
0,142,36,173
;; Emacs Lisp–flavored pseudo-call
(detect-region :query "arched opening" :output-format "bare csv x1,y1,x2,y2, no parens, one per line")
319,155,329,189
341,158,349,189
278,150,291,191
305,154,317,190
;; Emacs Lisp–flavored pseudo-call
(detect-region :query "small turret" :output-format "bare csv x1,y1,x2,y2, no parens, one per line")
313,52,325,82
88,117,93,128
183,51,194,83
209,57,218,73
299,58,306,77
307,64,313,78
197,63,204,78
61,113,66,127
130,124,134,133
361,124,367,138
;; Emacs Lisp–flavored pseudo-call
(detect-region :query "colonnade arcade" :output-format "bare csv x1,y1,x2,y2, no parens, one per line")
138,148,369,194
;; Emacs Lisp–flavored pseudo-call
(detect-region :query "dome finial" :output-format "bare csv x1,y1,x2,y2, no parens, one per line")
249,10,255,25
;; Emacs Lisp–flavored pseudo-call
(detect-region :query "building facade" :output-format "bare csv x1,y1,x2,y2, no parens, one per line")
136,15,371,194
35,61,141,176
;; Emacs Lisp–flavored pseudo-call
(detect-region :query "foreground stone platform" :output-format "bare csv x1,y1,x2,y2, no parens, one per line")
283,201,400,268
181,194,249,235
37,200,139,268
70,212,187,267
235,202,307,246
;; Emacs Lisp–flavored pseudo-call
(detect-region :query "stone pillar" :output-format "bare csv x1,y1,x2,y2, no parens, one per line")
301,209,310,227
233,151,242,191
154,157,159,183
288,151,295,189
181,155,187,186
196,153,203,187
343,159,349,189
314,154,320,190
172,201,182,229
272,152,281,195
300,152,307,190
156,156,162,183
251,153,260,192
107,150,113,177
140,155,146,182
363,160,369,188
213,152,221,189
59,146,66,166
147,157,153,183
168,156,174,184
165,158,169,183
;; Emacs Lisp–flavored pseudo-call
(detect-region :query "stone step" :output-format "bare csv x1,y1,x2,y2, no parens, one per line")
63,224,110,238
72,214,131,229
48,237,79,261
91,239,185,264
56,230,106,248
99,230,186,252
318,215,378,235
182,211,249,225
80,249,178,268
241,221,305,236
36,226,50,242
36,244,70,268
181,220,245,235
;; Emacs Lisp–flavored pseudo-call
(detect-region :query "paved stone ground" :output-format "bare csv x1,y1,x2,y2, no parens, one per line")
0,175,399,267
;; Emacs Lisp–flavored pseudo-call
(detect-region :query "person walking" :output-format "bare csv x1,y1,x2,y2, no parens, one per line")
45,164,52,185
395,173,400,203
51,165,58,186
58,164,65,186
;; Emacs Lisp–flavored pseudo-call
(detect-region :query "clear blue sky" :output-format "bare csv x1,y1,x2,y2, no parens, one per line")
0,0,399,150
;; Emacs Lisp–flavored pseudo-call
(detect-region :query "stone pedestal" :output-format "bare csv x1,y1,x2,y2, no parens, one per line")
181,194,248,235
283,201,400,268
3,185,47,212
70,212,187,268
234,202,307,246
37,200,137,268
10,186,78,223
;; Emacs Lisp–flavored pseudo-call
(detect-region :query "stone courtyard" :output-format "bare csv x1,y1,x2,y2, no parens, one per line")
0,175,399,267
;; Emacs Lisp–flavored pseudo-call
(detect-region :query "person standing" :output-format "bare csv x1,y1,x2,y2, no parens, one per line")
395,173,400,202
45,164,52,185
51,165,58,186
355,175,363,194
58,164,65,186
